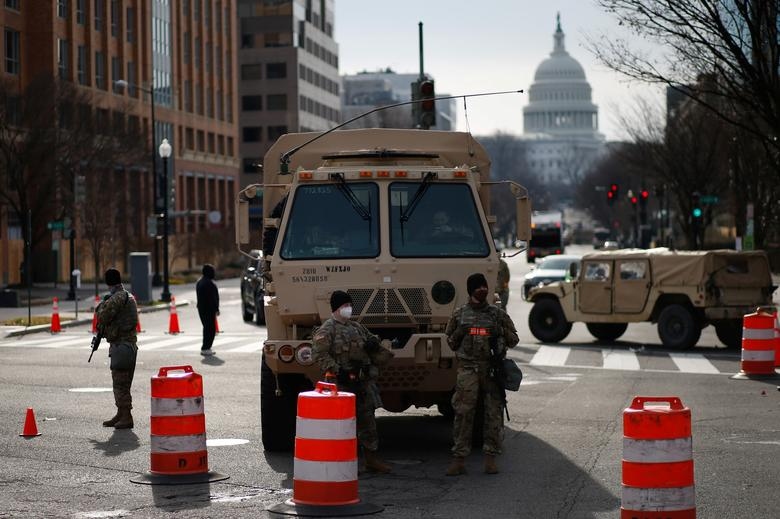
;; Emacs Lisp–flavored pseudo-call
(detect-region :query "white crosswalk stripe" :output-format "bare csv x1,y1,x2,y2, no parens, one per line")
668,352,720,374
0,333,266,354
602,348,641,371
529,345,571,366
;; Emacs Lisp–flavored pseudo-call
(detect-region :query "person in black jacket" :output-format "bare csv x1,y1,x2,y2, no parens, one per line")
196,264,220,356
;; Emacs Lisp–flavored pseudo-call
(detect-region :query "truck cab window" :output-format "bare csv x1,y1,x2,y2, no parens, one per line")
279,183,379,259
390,183,489,257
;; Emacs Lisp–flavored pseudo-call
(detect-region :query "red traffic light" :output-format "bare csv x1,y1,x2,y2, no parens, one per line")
610,184,618,192
641,189,649,199
630,196,638,205
607,191,614,200
420,80,435,97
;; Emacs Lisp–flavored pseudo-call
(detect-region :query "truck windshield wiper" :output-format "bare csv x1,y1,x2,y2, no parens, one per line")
400,172,436,223
331,173,371,220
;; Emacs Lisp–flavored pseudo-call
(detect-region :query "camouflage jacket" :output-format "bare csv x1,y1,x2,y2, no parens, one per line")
445,302,519,364
312,318,383,377
96,286,138,345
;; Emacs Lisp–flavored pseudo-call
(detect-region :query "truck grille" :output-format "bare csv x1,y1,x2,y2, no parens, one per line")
348,288,432,325
378,365,431,389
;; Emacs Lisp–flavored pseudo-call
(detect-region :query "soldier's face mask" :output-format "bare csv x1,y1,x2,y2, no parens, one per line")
473,287,488,303
339,305,353,319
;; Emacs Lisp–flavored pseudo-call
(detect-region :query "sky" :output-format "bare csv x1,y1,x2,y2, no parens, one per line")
334,0,663,142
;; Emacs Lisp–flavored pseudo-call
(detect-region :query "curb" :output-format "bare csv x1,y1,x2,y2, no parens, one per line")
3,300,190,338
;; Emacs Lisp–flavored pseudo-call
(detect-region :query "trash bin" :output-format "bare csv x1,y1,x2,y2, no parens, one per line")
129,252,152,303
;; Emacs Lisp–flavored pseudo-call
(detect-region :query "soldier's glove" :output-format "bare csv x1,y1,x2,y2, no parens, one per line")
364,336,381,353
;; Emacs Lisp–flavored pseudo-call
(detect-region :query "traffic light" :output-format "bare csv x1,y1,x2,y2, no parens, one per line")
607,189,615,205
418,79,436,129
630,194,638,206
640,189,649,208
692,192,702,219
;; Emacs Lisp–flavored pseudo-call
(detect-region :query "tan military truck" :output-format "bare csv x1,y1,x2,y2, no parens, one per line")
236,128,531,451
527,248,776,349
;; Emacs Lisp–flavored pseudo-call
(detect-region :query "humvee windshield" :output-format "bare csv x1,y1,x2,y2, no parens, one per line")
390,183,489,257
279,183,380,259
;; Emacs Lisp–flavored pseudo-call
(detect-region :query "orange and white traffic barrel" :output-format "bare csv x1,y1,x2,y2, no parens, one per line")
732,309,777,379
130,365,227,485
622,396,695,519
268,381,382,517
772,310,779,368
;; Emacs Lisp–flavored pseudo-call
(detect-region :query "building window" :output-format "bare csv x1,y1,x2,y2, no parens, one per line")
110,0,119,37
193,0,200,21
242,95,262,111
183,0,189,17
183,32,191,64
77,45,87,85
126,7,135,43
94,0,104,31
58,39,69,80
94,51,105,89
5,0,20,11
240,64,262,80
216,91,223,120
267,126,287,142
207,132,215,153
243,127,261,142
266,62,286,79
207,86,213,117
184,80,192,112
204,0,211,28
197,130,205,152
5,29,20,75
58,0,68,18
111,57,121,93
76,0,85,24
205,42,212,72
226,93,232,122
195,84,203,115
126,61,136,95
267,94,287,111
195,36,201,68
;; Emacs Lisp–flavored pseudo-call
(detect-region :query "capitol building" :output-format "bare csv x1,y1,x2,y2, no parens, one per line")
522,15,605,185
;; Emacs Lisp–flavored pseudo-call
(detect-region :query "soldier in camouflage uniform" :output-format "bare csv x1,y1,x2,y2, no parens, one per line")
497,259,510,310
445,273,519,475
96,268,139,429
312,290,393,474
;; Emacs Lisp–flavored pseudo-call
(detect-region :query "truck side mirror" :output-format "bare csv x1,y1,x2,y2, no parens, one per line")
568,262,578,279
235,184,260,245
515,196,532,242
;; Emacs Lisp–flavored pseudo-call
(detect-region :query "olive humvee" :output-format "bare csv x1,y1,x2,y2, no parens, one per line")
527,248,776,349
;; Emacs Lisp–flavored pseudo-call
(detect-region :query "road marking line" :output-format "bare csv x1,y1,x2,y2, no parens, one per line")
228,342,264,353
139,335,193,350
530,345,571,366
668,352,720,374
173,337,250,351
602,348,641,370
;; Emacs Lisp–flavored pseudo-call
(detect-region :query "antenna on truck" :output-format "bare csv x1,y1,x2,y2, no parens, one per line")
279,89,524,174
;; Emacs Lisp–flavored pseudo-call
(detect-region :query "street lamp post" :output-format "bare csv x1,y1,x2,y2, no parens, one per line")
113,79,162,286
158,138,172,303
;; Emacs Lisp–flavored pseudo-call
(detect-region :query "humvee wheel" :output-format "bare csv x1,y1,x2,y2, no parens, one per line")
714,319,742,349
260,357,310,451
242,301,253,322
657,304,701,349
586,323,628,342
529,299,572,343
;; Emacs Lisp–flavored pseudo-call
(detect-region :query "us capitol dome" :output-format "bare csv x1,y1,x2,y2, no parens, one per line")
522,14,605,185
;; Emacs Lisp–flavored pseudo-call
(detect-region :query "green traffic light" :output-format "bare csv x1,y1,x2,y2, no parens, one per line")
692,207,703,218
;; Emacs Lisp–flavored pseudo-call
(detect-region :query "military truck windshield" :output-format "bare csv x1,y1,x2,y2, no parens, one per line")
390,183,489,257
279,183,379,259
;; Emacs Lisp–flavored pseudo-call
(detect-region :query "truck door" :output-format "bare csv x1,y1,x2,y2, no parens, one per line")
579,260,613,314
613,259,650,313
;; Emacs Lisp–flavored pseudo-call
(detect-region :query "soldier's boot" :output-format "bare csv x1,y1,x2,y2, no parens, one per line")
364,449,392,473
102,408,121,427
113,406,134,429
445,456,466,476
484,454,499,475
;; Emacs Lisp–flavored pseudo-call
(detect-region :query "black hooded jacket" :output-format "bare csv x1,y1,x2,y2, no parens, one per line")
196,264,219,314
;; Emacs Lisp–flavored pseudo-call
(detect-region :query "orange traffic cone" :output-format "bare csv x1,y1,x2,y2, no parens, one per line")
20,407,42,437
50,297,62,333
91,295,100,334
133,294,144,333
167,296,181,334
215,316,222,334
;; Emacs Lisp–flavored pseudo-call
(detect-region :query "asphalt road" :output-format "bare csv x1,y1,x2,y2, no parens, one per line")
1,245,779,518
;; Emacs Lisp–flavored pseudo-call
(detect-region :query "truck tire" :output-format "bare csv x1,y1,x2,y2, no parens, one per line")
657,304,701,349
714,319,742,349
586,322,628,342
529,299,572,343
242,300,253,322
260,357,309,451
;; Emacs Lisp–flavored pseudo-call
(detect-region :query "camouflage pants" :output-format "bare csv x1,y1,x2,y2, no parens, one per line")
451,365,504,457
355,385,379,452
111,345,137,409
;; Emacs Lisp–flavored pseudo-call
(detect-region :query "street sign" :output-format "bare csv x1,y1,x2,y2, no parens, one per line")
47,220,65,230
700,195,719,204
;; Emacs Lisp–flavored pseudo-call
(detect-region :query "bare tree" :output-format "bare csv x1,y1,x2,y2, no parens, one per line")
589,0,780,246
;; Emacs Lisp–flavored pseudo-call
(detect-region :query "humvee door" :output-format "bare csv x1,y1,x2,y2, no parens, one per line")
579,260,612,313
579,258,651,314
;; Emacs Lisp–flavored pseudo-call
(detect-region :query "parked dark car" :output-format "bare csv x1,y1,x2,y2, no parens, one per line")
523,254,581,299
241,249,266,325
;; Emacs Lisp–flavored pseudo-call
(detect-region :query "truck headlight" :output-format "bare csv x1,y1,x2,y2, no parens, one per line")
278,344,295,363
295,344,314,365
